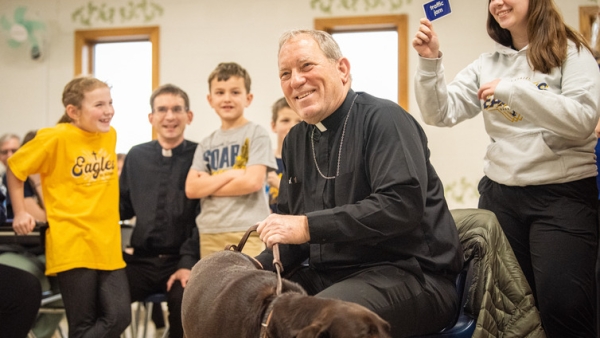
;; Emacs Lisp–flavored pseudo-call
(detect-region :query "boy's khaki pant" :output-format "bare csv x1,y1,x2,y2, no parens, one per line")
200,231,265,258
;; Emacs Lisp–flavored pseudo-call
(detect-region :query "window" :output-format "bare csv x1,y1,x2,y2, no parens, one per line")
315,15,408,109
74,27,159,153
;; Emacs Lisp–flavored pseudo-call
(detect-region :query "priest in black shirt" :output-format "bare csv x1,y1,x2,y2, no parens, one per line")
256,29,463,338
119,84,200,338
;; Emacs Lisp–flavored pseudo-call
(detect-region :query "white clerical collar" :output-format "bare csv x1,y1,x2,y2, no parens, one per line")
162,148,172,157
315,122,327,132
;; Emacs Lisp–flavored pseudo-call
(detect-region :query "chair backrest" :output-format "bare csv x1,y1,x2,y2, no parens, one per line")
435,257,477,333
0,221,46,246
411,210,481,338
413,257,477,338
455,258,475,319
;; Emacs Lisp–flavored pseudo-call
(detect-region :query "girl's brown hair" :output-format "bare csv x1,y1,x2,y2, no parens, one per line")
57,76,109,123
486,0,591,74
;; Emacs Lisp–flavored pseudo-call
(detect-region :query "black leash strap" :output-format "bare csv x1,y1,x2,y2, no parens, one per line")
224,224,284,296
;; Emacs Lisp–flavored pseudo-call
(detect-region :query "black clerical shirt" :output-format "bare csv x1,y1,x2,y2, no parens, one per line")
257,90,462,280
119,140,200,269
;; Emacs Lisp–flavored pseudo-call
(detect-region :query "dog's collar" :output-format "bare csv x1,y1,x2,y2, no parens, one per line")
260,292,292,338
259,295,277,338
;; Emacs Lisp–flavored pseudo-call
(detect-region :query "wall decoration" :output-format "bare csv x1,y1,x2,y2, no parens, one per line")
0,6,46,60
311,0,412,14
71,0,164,26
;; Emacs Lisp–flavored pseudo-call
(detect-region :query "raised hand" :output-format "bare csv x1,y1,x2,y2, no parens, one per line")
412,18,440,59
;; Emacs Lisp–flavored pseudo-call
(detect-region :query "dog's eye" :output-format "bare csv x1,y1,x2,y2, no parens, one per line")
317,333,331,338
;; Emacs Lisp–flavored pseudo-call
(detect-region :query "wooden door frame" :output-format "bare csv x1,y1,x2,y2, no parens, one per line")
74,26,160,138
579,6,598,45
315,15,409,109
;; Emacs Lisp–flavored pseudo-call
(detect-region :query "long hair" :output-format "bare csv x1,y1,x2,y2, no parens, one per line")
486,0,591,74
58,76,109,123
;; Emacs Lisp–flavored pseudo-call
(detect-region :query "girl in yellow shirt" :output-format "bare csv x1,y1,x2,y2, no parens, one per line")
7,76,130,337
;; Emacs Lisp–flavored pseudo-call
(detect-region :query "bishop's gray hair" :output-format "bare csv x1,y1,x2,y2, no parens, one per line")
278,29,343,61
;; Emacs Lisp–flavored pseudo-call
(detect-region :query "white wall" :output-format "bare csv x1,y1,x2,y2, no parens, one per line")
0,0,593,209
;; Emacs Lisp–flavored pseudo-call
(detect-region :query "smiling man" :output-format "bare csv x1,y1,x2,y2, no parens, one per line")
255,30,463,338
119,84,200,338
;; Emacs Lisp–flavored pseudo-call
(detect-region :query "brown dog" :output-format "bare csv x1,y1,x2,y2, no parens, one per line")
182,250,391,338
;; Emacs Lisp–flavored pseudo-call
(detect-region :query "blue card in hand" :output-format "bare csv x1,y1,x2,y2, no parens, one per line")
423,0,452,21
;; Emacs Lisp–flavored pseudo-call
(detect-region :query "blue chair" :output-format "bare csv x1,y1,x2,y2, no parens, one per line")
132,293,169,338
414,258,476,338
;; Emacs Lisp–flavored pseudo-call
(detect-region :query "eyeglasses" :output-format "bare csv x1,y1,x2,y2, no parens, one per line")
154,106,187,114
0,148,18,155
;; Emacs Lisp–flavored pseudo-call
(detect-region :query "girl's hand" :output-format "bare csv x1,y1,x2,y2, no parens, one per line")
12,212,36,235
478,79,501,101
412,18,440,59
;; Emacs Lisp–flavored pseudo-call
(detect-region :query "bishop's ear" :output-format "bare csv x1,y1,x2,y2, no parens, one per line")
337,57,351,85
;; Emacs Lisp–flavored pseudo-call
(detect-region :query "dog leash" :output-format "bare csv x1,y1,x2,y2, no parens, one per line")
224,224,284,296
225,225,286,338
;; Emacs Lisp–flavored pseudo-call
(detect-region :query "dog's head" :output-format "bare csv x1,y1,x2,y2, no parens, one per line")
279,298,391,338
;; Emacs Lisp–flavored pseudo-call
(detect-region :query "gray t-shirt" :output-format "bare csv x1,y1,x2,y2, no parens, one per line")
191,121,276,233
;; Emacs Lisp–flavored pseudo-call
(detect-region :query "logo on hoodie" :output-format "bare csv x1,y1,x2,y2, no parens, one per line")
483,80,549,123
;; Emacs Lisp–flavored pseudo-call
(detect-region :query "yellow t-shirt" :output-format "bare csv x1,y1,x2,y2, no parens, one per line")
8,123,125,275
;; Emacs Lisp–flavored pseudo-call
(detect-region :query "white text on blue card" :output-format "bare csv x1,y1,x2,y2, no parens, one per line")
423,0,452,21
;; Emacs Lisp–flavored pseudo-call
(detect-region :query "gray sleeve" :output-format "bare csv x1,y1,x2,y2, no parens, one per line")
189,140,209,173
247,125,277,170
414,54,483,127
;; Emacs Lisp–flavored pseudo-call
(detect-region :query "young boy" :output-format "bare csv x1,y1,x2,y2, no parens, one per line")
267,97,301,213
186,62,276,257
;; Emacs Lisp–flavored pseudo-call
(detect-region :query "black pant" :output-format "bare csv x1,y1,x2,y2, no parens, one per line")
0,264,41,338
123,253,185,338
289,264,458,338
479,176,597,338
597,202,600,336
57,268,131,338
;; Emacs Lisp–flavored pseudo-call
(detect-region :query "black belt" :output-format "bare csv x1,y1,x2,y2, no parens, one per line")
132,250,178,258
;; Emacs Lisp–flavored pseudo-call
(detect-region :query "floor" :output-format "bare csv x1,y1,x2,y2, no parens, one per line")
48,302,165,338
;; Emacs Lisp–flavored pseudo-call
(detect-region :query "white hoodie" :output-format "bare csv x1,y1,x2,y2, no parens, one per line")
415,41,600,186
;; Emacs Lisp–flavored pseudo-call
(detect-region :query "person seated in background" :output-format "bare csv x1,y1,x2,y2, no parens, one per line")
0,192,41,338
267,97,301,213
0,134,19,174
0,131,61,338
255,29,463,338
0,262,41,338
120,84,200,338
1,132,45,222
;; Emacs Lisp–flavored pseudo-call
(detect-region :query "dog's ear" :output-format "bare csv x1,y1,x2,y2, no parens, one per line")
378,321,392,337
368,320,392,338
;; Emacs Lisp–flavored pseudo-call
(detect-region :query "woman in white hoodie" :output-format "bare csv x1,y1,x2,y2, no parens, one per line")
413,0,599,336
